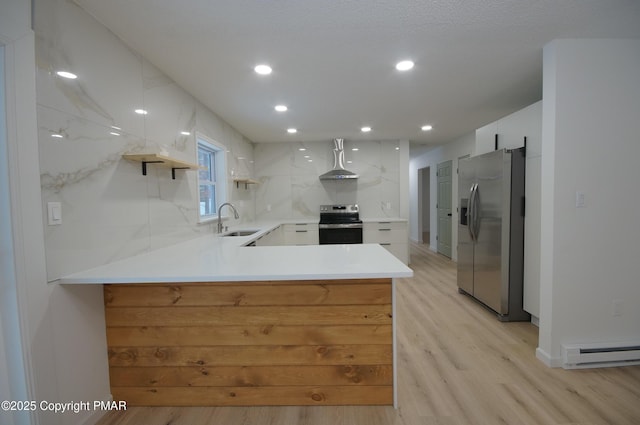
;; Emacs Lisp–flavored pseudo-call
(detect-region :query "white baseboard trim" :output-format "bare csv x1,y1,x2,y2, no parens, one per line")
530,315,539,327
536,347,563,368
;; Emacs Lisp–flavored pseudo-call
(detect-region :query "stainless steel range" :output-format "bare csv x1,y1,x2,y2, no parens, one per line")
318,204,363,244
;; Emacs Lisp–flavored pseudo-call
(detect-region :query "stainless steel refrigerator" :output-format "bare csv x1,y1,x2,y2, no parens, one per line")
457,147,530,321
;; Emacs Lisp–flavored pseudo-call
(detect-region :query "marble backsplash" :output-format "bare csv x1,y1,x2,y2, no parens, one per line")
35,0,255,281
254,139,409,220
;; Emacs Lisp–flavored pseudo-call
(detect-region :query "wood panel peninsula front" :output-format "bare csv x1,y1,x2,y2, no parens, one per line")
59,225,413,407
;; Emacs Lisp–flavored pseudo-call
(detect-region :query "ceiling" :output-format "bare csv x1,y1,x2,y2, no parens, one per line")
73,0,640,146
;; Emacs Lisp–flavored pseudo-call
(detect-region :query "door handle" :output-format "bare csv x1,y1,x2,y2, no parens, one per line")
472,184,480,240
467,184,476,241
447,213,452,217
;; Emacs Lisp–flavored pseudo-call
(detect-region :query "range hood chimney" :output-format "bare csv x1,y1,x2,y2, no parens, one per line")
319,138,358,180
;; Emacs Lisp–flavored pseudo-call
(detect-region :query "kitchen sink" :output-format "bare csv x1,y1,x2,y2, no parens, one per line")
222,230,260,237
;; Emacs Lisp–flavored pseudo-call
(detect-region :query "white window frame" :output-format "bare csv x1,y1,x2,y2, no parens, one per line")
196,133,227,222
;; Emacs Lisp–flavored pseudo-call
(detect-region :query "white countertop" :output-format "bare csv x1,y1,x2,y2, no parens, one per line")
59,222,413,284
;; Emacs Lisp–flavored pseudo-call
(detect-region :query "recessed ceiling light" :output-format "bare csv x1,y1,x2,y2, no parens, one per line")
395,147,400,151
254,64,272,75
134,109,148,115
395,60,414,71
352,148,359,151
180,131,191,135
298,148,306,151
421,125,433,131
51,134,63,138
56,71,77,79
110,131,121,136
111,125,121,130
287,128,297,134
304,155,310,158
275,105,288,112
307,159,313,163
361,126,371,133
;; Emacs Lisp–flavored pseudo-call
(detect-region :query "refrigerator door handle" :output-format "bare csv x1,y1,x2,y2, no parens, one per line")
472,183,481,240
468,183,477,241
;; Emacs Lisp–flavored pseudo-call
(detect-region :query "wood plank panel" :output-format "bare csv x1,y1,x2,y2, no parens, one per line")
109,365,393,387
105,282,391,307
111,385,393,406
103,278,394,406
105,305,392,327
108,345,392,367
106,325,392,346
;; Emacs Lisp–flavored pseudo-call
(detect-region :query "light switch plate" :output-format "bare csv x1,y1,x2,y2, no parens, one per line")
48,202,62,225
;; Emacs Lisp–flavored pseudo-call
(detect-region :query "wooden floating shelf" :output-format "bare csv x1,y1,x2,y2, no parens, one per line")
122,153,203,180
233,178,260,189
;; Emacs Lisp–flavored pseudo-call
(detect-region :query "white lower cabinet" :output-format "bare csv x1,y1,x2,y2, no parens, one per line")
283,223,319,246
363,221,409,264
255,225,283,246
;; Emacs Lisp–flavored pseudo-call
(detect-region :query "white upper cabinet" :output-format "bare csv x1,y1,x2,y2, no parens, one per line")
475,101,542,156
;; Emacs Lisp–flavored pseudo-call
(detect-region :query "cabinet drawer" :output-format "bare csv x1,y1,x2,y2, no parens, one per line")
283,223,319,245
363,222,407,244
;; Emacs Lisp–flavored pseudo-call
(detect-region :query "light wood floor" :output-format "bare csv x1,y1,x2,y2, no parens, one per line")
96,243,640,425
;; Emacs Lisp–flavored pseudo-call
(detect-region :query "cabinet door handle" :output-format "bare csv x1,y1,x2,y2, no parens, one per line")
296,230,307,233
379,228,391,231
381,243,391,246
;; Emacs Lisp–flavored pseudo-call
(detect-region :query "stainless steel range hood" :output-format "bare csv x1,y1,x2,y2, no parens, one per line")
319,138,358,180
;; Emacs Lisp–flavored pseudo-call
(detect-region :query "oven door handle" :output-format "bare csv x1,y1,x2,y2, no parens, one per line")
319,223,363,229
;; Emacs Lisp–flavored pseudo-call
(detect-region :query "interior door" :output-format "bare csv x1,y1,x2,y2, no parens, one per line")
437,160,453,258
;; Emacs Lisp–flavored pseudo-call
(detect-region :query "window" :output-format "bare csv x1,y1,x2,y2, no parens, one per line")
197,135,226,221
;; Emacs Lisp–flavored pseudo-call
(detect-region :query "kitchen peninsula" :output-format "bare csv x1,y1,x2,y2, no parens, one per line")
60,224,413,408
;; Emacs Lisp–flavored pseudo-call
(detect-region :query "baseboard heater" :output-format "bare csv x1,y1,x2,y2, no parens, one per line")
562,342,640,369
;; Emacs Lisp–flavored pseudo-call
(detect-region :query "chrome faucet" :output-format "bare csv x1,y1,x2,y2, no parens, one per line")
217,202,239,233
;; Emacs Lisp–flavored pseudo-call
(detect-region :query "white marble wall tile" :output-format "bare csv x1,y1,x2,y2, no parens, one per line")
35,0,257,280
147,167,201,251
255,140,403,219
142,59,197,158
255,175,292,220
195,103,226,144
254,143,293,177
34,0,145,138
38,105,150,278
292,176,332,219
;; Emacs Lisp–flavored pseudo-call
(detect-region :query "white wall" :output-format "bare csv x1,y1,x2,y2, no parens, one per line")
35,0,256,281
537,39,640,366
254,139,410,220
409,133,475,260
1,38,30,425
2,1,105,424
